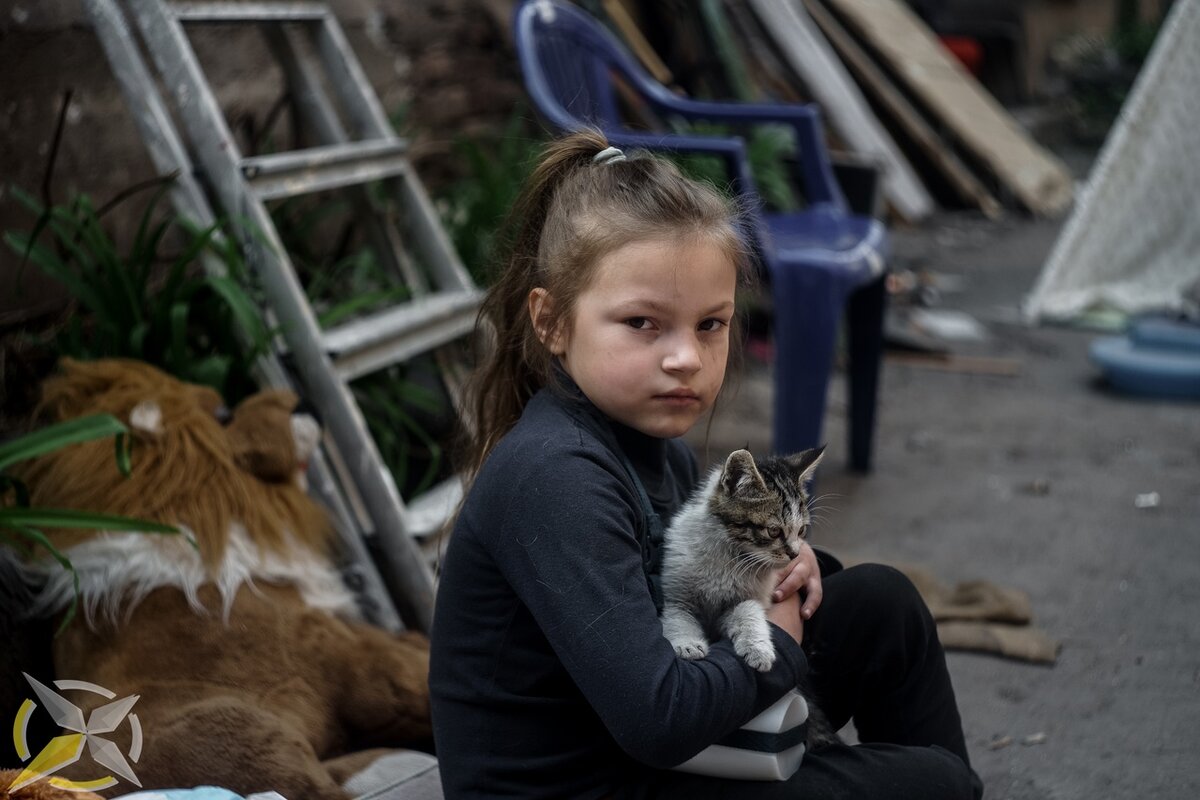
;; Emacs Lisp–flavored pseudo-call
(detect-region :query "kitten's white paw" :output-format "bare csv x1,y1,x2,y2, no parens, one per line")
673,639,709,660
735,640,776,672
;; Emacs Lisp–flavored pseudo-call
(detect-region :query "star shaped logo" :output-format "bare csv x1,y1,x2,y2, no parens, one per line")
8,674,144,793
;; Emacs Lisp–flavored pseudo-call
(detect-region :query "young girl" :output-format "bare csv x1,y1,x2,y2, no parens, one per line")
429,130,982,799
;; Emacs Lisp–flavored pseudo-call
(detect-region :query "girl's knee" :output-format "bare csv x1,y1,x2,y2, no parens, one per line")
797,743,980,800
846,563,927,618
832,563,939,656
924,745,983,800
853,744,978,800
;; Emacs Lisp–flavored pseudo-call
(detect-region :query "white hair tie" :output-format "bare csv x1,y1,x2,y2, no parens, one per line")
593,146,626,165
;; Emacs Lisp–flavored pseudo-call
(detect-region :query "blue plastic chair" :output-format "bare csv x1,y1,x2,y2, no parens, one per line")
514,0,889,470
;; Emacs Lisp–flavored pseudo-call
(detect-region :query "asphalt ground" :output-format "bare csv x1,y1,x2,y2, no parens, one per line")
686,209,1200,799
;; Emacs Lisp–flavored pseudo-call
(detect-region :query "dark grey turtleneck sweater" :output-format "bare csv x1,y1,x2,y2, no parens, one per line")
429,381,807,798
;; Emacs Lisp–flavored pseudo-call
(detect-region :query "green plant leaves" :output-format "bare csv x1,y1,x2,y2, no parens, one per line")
317,287,411,328
0,414,130,473
0,507,179,533
0,414,183,635
206,274,270,346
439,108,543,283
669,121,801,212
2,525,82,634
353,365,450,501
4,180,274,402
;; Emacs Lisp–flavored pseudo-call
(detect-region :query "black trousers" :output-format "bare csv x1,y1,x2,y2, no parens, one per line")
628,564,984,800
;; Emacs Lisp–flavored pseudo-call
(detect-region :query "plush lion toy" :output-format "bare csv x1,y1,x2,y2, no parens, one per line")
9,358,431,800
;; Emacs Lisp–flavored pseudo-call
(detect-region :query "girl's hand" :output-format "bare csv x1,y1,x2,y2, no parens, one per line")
772,542,823,620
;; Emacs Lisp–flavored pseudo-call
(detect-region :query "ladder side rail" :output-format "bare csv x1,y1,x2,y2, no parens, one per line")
265,25,431,295
259,16,475,557
306,449,405,630
129,0,436,631
269,21,484,422
311,15,478,294
84,0,216,250
272,17,477,537
83,0,405,633
254,348,406,633
267,23,477,556
393,173,479,292
311,12,395,140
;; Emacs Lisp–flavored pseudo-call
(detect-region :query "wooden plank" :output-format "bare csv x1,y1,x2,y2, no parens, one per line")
801,0,1001,218
601,0,674,85
723,0,807,104
745,0,934,223
823,0,1074,217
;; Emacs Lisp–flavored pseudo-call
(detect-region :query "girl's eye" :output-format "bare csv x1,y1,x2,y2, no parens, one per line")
698,318,727,332
625,317,650,330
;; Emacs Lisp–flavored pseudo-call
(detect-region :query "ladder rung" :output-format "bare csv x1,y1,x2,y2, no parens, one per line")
404,477,464,539
241,139,409,201
172,2,328,22
324,290,482,381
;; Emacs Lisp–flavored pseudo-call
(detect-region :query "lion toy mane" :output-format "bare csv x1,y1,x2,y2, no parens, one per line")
9,359,432,800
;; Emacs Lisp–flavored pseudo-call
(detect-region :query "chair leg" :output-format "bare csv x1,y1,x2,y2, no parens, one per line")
770,268,841,459
845,275,887,472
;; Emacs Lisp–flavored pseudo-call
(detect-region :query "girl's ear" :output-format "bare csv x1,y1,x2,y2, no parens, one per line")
529,287,566,354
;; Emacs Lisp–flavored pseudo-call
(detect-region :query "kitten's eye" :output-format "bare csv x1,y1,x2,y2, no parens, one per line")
766,526,783,539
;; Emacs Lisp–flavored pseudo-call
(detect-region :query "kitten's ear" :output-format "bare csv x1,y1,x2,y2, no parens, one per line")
786,445,826,485
721,450,768,497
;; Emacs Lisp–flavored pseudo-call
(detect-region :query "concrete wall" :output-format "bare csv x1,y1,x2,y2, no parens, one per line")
0,0,522,325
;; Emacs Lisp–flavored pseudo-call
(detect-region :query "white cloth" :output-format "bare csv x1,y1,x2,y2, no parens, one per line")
1024,0,1200,321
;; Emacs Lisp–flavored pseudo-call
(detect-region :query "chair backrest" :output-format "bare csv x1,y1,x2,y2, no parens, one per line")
514,0,664,134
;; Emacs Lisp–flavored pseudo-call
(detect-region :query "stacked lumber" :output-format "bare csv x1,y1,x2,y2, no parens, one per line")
592,0,1076,221
814,0,1074,217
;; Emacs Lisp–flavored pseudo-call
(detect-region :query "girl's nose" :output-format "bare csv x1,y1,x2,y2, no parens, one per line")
663,334,703,374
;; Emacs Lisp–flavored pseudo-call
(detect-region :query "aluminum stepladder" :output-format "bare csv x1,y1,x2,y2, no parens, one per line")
82,0,484,633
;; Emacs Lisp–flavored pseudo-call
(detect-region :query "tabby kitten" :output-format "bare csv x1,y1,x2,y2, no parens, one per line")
660,446,838,747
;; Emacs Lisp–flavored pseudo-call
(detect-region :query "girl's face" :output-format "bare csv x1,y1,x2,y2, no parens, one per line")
533,236,737,439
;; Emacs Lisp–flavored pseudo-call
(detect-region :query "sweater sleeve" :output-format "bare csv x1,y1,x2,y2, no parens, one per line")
487,438,807,769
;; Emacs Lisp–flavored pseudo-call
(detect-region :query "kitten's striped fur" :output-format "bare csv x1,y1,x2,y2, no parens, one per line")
660,446,839,748
660,447,824,669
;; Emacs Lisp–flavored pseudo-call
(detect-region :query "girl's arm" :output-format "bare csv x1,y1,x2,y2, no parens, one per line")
488,445,807,768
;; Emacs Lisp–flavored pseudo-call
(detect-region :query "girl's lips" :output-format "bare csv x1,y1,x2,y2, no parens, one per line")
654,391,700,405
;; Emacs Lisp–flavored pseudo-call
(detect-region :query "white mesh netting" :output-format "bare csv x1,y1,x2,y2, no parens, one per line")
1024,0,1200,322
